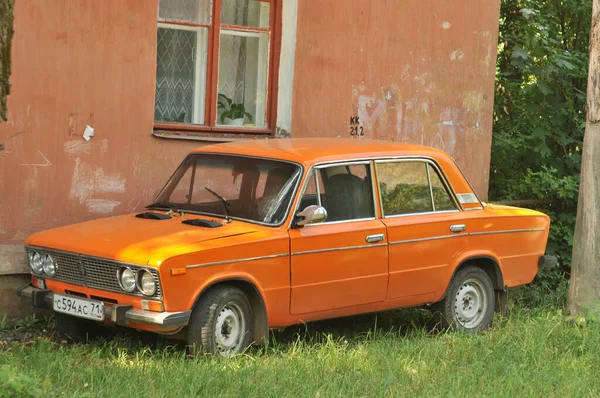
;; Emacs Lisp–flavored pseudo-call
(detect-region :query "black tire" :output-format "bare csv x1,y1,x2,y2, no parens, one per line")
54,313,96,343
187,285,253,357
432,266,495,333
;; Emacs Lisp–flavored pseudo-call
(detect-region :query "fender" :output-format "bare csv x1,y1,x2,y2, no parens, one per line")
189,271,267,311
435,250,504,302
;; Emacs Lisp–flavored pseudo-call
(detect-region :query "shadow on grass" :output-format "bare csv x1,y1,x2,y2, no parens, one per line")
1,307,437,356
269,307,435,346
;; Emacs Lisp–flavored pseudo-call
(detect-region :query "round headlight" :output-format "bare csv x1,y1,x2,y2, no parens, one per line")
117,267,136,292
42,254,57,277
137,270,156,296
30,252,44,274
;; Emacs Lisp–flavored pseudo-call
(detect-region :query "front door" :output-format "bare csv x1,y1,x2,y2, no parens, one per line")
289,161,388,315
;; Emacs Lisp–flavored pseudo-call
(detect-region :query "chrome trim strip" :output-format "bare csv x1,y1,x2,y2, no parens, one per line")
315,168,322,207
186,253,289,269
304,217,377,227
315,160,371,168
381,209,460,219
469,228,546,236
390,234,468,245
426,163,435,211
465,207,484,211
292,243,387,256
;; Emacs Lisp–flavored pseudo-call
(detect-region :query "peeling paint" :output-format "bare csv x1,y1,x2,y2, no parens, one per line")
86,199,121,214
442,22,451,30
69,157,126,205
450,50,465,61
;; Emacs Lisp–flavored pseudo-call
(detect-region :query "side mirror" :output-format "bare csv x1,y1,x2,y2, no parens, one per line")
295,205,327,227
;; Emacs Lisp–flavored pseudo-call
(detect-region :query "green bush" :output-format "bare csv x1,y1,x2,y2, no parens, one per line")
491,0,592,299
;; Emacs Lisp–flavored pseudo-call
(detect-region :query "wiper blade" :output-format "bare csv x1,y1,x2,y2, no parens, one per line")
205,187,231,222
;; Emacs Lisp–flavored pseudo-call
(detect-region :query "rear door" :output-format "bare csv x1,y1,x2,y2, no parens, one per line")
375,159,467,300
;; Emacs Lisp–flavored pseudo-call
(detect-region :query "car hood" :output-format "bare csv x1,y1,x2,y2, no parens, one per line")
27,213,259,266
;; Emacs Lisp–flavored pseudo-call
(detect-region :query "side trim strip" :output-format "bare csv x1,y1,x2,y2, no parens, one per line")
292,243,388,256
186,253,289,269
390,234,467,245
470,228,546,236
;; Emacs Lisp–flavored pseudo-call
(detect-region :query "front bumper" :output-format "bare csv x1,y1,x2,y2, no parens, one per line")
17,285,191,329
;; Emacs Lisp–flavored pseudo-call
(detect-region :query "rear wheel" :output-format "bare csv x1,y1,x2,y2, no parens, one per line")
187,285,252,357
433,266,495,333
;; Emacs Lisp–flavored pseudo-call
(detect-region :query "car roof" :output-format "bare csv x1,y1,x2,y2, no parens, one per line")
192,138,450,165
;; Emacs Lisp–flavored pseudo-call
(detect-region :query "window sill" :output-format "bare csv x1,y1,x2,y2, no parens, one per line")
152,123,273,143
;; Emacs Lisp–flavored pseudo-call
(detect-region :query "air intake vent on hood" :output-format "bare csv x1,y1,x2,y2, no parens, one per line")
135,212,172,220
182,219,223,228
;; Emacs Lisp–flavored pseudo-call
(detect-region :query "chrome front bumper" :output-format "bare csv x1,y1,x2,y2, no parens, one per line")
17,285,191,329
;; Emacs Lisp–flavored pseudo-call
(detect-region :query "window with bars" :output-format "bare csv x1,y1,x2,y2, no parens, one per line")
154,0,275,131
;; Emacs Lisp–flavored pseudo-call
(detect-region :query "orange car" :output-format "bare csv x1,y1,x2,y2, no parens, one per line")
18,138,556,356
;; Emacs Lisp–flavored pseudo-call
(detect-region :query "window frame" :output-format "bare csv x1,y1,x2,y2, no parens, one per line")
292,160,379,227
154,152,304,227
154,0,280,136
373,157,461,218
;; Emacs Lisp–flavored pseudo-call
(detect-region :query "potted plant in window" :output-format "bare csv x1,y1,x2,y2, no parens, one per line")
218,94,253,126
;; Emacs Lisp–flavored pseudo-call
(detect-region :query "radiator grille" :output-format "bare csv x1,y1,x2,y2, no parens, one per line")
27,248,162,299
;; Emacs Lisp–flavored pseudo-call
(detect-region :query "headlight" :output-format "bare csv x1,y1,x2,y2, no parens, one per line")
137,269,156,296
29,252,44,274
117,267,136,292
42,253,57,277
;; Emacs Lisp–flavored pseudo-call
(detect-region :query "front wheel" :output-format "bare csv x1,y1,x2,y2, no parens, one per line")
433,266,495,333
187,285,252,357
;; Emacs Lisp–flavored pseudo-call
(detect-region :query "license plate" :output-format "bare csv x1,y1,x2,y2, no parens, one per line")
53,294,104,321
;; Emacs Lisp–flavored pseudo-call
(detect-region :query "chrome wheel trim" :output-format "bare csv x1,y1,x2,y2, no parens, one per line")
454,278,488,329
214,302,245,356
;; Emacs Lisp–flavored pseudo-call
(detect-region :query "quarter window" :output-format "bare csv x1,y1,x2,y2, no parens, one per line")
155,0,275,130
376,161,456,216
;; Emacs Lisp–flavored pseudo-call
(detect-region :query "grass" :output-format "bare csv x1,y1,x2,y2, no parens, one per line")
1,305,599,397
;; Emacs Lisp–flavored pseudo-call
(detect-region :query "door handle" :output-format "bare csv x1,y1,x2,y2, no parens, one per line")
366,234,385,243
450,224,467,233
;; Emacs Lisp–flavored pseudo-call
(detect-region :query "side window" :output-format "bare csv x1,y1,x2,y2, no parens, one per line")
376,162,433,216
429,167,457,211
317,163,375,222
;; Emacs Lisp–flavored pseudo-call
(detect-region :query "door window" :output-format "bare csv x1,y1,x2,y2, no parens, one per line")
298,163,375,223
376,161,457,217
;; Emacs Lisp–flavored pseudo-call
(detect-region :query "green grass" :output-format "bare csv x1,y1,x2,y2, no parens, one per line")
1,306,599,397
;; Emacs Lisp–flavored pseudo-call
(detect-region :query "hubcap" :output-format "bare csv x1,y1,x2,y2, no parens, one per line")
214,303,245,356
454,278,488,329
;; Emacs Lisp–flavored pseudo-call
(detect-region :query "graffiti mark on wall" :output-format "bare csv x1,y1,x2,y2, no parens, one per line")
18,150,52,167
70,157,126,214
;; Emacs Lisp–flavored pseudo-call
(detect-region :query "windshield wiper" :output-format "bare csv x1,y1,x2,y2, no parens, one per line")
205,187,231,222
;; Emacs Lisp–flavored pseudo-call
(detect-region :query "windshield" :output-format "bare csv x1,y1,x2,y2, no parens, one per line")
153,154,302,225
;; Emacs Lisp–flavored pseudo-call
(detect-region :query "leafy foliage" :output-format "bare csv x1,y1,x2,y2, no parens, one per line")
491,0,592,287
217,94,252,124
